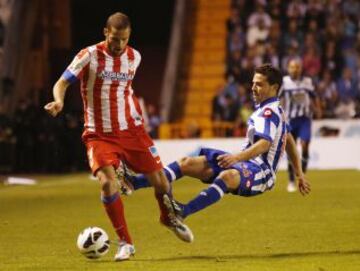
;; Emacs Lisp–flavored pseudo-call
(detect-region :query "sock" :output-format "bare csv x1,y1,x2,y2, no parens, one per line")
183,178,227,218
288,163,295,183
131,161,183,190
302,152,309,173
102,193,132,244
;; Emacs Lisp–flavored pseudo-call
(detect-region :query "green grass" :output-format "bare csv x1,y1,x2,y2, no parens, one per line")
1,170,360,271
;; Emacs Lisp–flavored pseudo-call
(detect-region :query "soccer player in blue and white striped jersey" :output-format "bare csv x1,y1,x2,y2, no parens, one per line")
279,59,321,192
118,64,310,221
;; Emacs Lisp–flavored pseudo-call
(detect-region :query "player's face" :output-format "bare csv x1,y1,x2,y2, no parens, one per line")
251,73,276,104
288,61,302,79
104,26,131,56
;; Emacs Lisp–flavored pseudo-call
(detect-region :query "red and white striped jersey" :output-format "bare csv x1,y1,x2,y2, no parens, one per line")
62,42,144,134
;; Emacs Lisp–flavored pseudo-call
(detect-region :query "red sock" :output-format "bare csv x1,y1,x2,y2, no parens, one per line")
102,193,132,244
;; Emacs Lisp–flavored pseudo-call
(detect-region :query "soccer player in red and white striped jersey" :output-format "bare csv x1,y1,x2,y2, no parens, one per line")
44,12,193,261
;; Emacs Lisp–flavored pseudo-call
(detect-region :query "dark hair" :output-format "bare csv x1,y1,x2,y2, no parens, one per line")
106,12,131,30
254,63,283,93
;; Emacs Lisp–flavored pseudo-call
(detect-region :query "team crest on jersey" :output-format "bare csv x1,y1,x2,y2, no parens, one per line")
99,70,134,81
149,146,159,158
263,108,272,117
246,180,251,188
242,168,251,178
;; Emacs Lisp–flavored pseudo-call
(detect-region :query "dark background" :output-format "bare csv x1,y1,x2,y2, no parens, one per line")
67,0,175,109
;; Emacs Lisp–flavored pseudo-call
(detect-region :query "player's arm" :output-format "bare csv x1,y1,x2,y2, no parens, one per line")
286,133,311,195
44,48,90,117
217,139,271,168
44,77,71,117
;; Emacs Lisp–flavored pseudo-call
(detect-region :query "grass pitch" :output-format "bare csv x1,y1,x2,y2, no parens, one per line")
1,170,360,271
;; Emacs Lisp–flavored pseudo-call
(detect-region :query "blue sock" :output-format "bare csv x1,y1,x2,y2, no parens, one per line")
182,178,228,218
131,161,183,190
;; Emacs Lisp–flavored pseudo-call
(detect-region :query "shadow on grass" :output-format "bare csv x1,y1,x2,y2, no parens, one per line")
87,249,360,264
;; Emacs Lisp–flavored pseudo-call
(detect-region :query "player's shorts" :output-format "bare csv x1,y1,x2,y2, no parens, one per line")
82,128,163,175
289,116,311,142
199,148,275,197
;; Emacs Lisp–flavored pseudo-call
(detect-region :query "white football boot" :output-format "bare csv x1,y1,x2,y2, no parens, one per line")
114,241,135,261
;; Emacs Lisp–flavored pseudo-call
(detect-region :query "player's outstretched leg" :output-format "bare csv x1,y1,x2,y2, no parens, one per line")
163,169,239,219
118,161,183,194
119,156,213,194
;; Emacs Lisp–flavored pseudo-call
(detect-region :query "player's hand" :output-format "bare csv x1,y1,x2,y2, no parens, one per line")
297,175,311,196
217,154,238,168
44,101,63,117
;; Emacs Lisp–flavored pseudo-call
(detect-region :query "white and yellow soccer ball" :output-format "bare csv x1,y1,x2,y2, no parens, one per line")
77,227,110,259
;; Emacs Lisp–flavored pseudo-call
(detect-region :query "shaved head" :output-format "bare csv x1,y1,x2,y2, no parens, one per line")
106,12,131,30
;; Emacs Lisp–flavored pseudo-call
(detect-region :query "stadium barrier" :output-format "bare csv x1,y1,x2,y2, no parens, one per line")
156,120,360,170
159,121,235,138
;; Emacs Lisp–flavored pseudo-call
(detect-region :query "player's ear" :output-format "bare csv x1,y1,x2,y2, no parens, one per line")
103,27,108,37
271,83,279,94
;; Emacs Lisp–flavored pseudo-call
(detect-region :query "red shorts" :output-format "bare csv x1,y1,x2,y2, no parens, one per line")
82,128,163,175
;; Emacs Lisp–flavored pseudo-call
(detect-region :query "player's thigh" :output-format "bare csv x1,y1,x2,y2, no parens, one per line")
84,137,121,176
178,156,213,180
298,118,311,143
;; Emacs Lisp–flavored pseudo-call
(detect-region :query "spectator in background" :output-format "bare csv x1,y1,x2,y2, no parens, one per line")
317,70,338,118
322,41,343,78
335,67,357,119
282,19,303,51
13,99,38,172
341,15,358,50
246,18,269,47
227,6,241,34
247,3,272,29
146,104,162,139
342,0,360,19
228,25,245,54
336,67,358,102
226,49,242,83
0,18,4,46
0,103,15,172
302,46,321,81
212,85,226,121
263,43,280,68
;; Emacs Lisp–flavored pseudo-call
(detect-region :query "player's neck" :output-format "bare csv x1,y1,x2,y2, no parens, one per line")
259,96,278,107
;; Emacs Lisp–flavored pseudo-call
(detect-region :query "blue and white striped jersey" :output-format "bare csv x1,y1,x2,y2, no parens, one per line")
242,97,287,180
279,75,316,119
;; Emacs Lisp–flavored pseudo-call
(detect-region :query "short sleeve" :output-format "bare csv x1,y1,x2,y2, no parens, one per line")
133,50,141,70
253,108,280,142
62,49,91,84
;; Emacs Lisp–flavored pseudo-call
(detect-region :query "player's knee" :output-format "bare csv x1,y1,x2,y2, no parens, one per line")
218,169,240,190
97,170,116,192
178,156,195,174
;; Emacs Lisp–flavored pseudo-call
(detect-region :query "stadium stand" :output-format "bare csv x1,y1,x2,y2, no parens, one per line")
161,0,360,139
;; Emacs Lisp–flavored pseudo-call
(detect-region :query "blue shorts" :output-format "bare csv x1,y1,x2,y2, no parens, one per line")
199,148,274,197
289,117,311,142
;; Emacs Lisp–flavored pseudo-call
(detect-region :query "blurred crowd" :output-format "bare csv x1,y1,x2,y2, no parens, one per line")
0,97,162,174
213,0,360,136
0,99,88,173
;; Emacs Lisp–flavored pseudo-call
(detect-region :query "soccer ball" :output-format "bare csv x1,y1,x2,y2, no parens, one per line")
77,227,110,259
